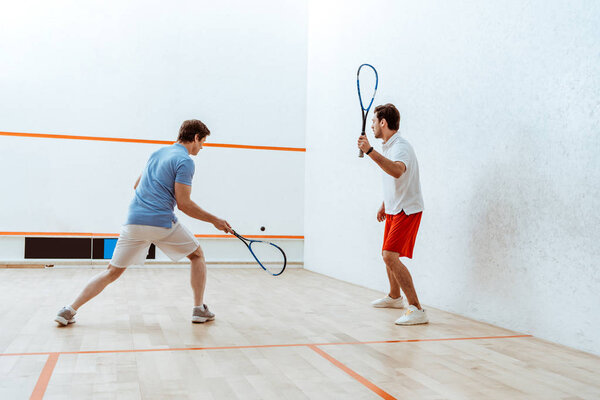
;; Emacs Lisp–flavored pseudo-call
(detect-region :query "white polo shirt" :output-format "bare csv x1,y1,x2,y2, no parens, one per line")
381,132,424,215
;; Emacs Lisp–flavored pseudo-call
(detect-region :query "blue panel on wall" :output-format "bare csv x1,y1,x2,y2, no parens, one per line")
103,239,118,259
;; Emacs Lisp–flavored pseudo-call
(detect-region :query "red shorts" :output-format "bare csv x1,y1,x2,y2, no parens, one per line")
382,211,422,258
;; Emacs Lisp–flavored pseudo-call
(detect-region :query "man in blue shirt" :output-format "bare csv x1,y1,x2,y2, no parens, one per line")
55,119,231,325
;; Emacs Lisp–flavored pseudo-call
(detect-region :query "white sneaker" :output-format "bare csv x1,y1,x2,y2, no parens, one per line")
395,305,429,325
371,295,407,309
54,306,76,326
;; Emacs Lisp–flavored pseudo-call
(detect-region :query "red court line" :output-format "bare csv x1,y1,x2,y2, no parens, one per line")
8,335,532,400
204,142,305,152
0,232,304,240
0,232,98,237
0,335,533,357
309,345,397,400
0,131,306,152
334,334,533,346
194,234,304,239
29,352,59,400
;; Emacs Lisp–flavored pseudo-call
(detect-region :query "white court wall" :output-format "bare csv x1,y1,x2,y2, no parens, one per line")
0,1,307,261
305,1,600,355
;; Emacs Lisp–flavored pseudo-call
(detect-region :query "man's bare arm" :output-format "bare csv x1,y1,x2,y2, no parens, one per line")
357,135,406,178
368,149,406,178
174,183,232,232
134,174,141,189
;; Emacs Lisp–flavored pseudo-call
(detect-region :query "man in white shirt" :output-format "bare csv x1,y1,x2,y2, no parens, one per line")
357,103,428,325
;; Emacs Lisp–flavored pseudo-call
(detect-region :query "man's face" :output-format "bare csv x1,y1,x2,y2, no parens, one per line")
371,116,383,139
191,135,207,155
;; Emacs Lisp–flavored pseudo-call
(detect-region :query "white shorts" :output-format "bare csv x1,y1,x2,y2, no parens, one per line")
110,223,200,268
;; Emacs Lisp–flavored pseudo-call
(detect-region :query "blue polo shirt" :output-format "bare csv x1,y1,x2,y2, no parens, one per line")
125,143,195,228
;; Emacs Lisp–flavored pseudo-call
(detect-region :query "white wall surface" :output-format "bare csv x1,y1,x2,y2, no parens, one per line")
0,0,306,263
305,0,600,355
0,0,306,238
0,0,307,147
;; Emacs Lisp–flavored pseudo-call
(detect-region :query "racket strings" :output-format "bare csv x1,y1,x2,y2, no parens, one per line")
357,64,379,112
249,241,286,276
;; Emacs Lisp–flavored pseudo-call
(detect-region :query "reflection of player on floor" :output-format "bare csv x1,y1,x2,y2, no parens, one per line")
357,104,428,325
55,119,232,326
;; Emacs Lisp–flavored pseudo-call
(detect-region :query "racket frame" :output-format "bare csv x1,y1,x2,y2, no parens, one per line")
357,63,379,158
232,230,287,276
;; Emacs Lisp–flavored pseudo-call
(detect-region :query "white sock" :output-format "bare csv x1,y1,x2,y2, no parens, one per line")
66,305,76,314
194,305,206,311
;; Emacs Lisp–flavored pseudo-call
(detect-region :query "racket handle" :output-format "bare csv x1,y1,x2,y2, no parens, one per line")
358,131,366,158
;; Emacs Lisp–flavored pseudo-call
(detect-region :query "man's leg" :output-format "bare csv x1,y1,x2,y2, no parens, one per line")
386,264,402,299
188,245,215,323
71,265,126,310
382,250,422,309
188,246,207,307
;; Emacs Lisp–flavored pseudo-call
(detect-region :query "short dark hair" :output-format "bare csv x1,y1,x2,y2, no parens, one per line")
178,119,210,142
374,103,400,131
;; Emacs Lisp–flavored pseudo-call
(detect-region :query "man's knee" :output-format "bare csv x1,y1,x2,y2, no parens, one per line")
382,250,400,266
187,246,204,261
106,265,125,281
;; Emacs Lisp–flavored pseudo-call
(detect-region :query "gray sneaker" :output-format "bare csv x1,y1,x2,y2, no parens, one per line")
192,304,215,323
55,306,76,326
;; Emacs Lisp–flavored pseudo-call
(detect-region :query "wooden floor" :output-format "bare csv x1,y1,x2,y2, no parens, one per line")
0,268,598,400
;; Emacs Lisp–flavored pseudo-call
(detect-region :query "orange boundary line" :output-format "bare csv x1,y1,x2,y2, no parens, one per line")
1,335,533,357
0,131,306,152
29,352,59,400
195,234,303,239
16,335,532,400
17,335,533,400
0,232,303,239
309,345,397,400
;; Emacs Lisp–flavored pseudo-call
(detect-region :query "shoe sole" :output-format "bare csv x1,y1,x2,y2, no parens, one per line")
372,304,406,309
55,317,76,326
191,316,215,323
395,320,429,326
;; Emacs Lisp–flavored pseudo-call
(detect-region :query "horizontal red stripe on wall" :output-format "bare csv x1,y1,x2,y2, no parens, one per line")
0,232,303,239
0,131,306,152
